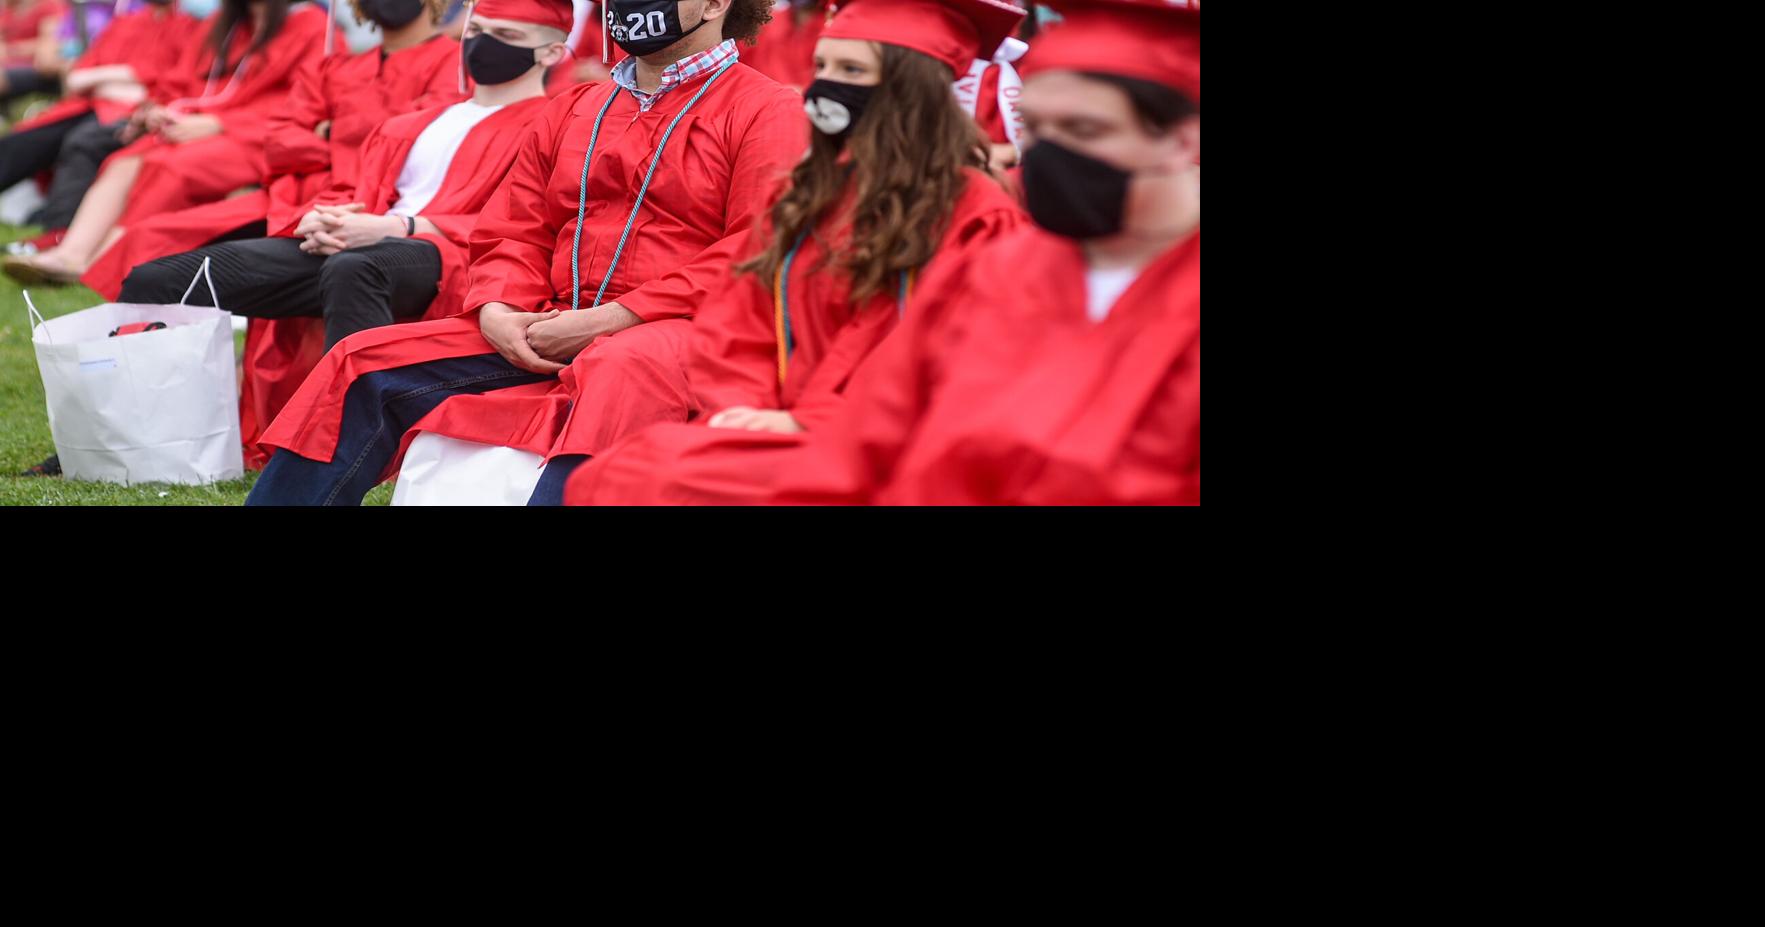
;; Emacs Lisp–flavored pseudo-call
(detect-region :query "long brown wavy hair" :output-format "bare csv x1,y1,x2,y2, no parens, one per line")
737,43,990,302
207,0,291,65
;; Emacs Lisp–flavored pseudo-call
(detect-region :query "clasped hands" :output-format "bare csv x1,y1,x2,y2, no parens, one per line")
479,301,642,375
478,304,801,432
295,203,406,256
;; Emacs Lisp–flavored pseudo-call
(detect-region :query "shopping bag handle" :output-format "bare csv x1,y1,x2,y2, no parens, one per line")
176,256,224,312
22,290,50,344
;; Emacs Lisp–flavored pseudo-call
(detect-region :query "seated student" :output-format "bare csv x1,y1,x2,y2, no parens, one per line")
548,0,1028,505
243,0,807,506
80,0,462,301
0,0,198,243
81,0,459,469
1,0,338,286
0,0,61,105
572,0,1201,505
747,0,1021,181
742,0,821,92
113,0,564,353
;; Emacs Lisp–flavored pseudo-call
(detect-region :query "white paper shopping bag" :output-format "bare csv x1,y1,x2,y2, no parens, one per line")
26,259,243,485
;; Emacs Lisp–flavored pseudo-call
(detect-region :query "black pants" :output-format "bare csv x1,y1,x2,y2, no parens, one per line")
242,352,566,506
0,112,127,229
1,66,60,105
119,236,444,350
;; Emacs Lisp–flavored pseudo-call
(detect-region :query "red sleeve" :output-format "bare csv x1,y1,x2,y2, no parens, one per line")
418,213,480,252
765,245,985,505
270,120,391,237
262,58,333,177
153,26,209,102
463,92,575,313
613,92,807,323
684,219,782,414
414,50,463,109
784,201,1025,429
209,15,340,143
71,11,128,70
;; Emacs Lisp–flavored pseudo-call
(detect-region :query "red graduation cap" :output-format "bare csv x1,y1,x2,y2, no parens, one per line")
1023,0,1200,101
822,0,1029,75
473,0,575,33
457,0,574,91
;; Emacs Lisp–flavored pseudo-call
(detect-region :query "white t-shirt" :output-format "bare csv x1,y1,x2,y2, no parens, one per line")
1085,265,1141,322
389,101,506,217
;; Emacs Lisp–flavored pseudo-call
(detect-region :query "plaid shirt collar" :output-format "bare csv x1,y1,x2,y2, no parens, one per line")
612,40,740,113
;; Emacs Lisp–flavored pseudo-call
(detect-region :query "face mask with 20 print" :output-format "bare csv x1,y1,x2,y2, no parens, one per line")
606,0,709,56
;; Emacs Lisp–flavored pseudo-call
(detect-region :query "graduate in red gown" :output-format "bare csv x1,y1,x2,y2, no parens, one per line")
564,0,1027,505
578,0,1202,505
0,1,200,237
74,0,462,468
742,0,821,91
81,0,463,301
2,0,340,286
112,0,561,338
2,1,197,140
245,0,805,505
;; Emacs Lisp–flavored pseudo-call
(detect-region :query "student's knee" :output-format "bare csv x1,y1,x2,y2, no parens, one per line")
61,120,115,156
119,258,200,304
577,320,689,377
318,248,388,292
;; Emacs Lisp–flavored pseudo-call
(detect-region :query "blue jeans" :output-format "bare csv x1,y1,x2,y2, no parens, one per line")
246,353,571,506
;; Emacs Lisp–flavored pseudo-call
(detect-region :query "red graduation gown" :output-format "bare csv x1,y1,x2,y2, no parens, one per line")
544,16,624,96
82,35,461,300
743,5,824,93
257,63,807,478
229,95,547,470
598,226,1201,505
97,5,340,226
8,6,200,134
564,168,1023,504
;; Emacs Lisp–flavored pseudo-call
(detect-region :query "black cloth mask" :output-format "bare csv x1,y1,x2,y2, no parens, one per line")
1021,139,1134,240
606,1,709,57
803,79,874,138
463,33,538,86
361,0,427,29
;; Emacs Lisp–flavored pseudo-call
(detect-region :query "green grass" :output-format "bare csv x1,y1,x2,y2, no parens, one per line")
0,223,393,506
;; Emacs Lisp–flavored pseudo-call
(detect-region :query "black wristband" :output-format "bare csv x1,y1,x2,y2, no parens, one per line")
405,215,416,237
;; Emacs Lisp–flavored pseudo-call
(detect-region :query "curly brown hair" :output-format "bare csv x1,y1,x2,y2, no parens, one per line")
737,43,992,303
722,0,775,43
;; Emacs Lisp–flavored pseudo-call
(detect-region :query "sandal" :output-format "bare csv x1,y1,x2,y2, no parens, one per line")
18,454,61,477
1,254,81,287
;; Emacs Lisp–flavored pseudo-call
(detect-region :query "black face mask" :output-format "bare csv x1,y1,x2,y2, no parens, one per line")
606,0,709,57
802,79,874,139
1021,139,1133,240
361,0,427,29
463,34,539,86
